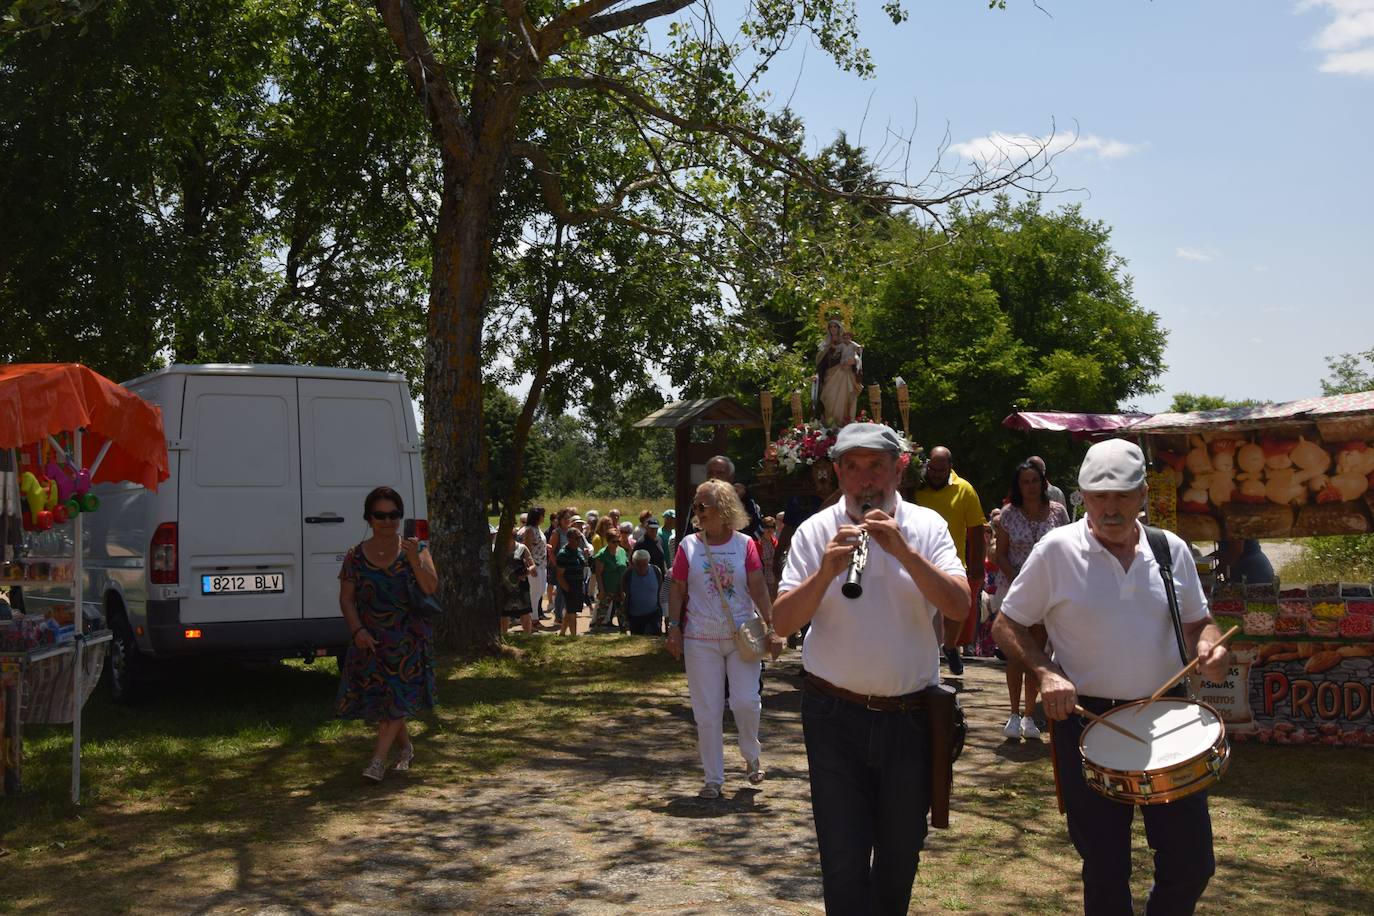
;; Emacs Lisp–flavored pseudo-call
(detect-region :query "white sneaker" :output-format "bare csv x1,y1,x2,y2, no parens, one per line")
1002,714,1022,738
1020,716,1042,739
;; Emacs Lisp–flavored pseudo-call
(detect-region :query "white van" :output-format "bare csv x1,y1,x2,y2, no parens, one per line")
15,364,427,700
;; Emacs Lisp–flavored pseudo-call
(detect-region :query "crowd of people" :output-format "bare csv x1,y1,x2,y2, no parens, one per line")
334,432,1234,915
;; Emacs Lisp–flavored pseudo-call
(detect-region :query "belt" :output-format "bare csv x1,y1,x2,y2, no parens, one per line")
804,673,929,713
1078,685,1188,715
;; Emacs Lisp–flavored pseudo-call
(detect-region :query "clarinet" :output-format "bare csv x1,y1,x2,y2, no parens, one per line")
841,503,872,599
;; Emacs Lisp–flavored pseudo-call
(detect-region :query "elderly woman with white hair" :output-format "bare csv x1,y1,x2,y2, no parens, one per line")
623,548,665,634
666,478,781,798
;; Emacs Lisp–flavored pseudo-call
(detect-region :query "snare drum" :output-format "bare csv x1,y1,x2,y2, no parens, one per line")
1079,697,1229,805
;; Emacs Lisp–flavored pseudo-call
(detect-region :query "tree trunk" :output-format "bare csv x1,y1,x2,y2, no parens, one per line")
425,140,517,655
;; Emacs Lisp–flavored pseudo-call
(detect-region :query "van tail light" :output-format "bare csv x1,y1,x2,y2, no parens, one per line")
414,519,429,540
150,522,178,584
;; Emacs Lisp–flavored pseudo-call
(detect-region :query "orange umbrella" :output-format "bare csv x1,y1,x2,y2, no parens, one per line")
0,363,168,489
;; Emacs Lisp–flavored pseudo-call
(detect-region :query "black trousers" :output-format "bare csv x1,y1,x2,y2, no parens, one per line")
1052,709,1215,915
802,687,932,915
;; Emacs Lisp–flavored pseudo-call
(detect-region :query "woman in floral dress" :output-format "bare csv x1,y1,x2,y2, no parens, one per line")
993,462,1070,740
336,486,439,782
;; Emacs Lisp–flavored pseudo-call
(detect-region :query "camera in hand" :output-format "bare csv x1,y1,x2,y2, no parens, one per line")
841,503,872,599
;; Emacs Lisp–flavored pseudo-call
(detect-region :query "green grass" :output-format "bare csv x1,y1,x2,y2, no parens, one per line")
1277,534,1374,583
0,636,682,911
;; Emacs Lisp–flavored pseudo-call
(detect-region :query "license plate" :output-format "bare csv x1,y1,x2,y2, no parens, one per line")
201,573,285,595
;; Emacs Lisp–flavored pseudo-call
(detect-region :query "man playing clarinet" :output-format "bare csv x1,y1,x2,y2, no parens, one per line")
993,439,1230,916
774,423,970,915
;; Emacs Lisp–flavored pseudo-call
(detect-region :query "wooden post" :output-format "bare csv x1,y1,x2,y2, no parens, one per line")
674,426,692,538
867,384,882,424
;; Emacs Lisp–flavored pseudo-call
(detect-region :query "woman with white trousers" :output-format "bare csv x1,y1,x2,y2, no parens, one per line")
666,479,781,799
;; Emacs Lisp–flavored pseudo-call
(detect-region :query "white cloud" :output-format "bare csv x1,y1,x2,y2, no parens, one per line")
1253,265,1270,273
1249,337,1265,345
1301,1,1374,76
948,131,1139,167
1176,247,1219,262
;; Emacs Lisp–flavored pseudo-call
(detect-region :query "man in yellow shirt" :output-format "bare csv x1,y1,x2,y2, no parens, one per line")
913,446,986,675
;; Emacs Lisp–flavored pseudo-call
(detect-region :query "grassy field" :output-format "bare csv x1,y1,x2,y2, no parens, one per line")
2,636,1371,913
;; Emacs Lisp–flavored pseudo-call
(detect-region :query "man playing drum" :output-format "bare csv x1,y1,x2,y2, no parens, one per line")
993,439,1230,916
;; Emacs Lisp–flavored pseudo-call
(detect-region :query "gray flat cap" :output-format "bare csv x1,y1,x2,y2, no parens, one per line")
832,422,904,458
1078,439,1146,492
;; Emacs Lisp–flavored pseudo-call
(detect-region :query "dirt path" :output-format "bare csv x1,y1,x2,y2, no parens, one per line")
173,656,1080,915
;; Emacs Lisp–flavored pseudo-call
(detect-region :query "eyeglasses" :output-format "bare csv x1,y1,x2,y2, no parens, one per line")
369,510,402,521
693,502,714,513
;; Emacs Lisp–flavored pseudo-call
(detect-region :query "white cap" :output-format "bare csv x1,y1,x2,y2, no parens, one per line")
1078,439,1146,492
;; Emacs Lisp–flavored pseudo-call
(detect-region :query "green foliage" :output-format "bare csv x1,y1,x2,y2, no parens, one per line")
1168,392,1267,413
483,386,550,514
0,0,432,383
1283,535,1374,583
538,412,673,501
1321,346,1374,396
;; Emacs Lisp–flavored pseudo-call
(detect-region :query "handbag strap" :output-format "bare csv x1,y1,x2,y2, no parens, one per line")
699,533,755,623
1143,525,1189,666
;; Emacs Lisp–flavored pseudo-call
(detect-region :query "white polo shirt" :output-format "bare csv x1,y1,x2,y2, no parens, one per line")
1000,519,1209,700
779,494,965,697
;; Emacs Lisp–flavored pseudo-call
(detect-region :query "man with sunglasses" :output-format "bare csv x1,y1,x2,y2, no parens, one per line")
774,423,970,915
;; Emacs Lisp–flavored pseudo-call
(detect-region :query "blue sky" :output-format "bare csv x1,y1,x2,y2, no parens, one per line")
745,0,1373,412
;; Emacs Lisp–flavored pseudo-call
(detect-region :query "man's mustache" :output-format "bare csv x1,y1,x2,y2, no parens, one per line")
1099,513,1128,525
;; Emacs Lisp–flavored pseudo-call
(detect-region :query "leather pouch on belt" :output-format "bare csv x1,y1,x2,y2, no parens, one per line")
924,683,966,829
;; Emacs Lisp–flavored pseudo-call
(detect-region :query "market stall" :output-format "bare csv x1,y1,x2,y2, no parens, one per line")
1130,391,1374,748
0,363,169,800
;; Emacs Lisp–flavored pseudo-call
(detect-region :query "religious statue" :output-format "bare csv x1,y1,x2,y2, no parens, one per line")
812,318,863,427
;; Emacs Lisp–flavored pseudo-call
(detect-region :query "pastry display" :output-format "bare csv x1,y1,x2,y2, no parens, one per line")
1161,427,1374,538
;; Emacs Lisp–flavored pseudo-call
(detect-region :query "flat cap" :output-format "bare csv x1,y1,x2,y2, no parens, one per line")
1078,439,1146,492
832,422,904,458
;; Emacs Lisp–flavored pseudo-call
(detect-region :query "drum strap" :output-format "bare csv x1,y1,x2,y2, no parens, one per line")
1144,526,1190,667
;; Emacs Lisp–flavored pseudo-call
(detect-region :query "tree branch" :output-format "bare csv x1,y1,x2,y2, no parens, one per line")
372,0,473,169
511,140,671,235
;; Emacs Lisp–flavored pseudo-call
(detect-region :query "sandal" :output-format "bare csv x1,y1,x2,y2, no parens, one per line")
393,744,414,772
698,782,722,800
362,758,386,783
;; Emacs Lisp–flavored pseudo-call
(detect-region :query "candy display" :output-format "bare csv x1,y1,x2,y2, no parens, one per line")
1274,616,1306,635
1312,601,1346,620
1307,618,1341,638
1347,600,1374,617
1212,599,1245,615
1339,614,1374,639
1342,583,1373,598
1279,585,1309,599
1308,582,1341,599
1243,612,1276,636
1276,600,1309,620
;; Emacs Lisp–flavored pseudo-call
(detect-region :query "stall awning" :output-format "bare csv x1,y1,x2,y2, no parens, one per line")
1129,390,1374,435
1001,410,1151,440
0,363,169,489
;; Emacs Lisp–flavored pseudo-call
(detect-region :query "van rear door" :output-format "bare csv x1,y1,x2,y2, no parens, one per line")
178,376,303,623
299,379,416,619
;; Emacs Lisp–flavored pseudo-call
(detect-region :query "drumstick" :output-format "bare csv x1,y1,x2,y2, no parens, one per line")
1072,705,1149,745
1142,625,1241,708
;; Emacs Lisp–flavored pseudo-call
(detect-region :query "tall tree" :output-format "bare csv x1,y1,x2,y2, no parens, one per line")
1168,393,1265,413
1,0,434,382
367,1,1058,654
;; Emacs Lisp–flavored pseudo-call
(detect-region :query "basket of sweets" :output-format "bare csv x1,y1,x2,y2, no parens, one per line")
1212,599,1244,615
1311,600,1346,620
1273,616,1306,636
1278,585,1309,599
1244,581,1277,600
1338,614,1374,640
1346,600,1374,617
1307,582,1341,599
1307,618,1341,638
1341,583,1373,598
1211,582,1245,601
1277,599,1310,620
1243,611,1276,636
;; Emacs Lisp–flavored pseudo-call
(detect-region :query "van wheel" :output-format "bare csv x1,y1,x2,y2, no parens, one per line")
105,612,145,704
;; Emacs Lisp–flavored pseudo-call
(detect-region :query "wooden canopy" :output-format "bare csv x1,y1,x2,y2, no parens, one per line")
635,398,763,532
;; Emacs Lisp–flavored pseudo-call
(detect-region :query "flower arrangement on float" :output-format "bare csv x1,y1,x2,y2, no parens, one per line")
769,413,919,474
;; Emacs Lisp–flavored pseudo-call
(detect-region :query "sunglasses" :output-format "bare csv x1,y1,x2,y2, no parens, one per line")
369,510,403,521
693,502,714,513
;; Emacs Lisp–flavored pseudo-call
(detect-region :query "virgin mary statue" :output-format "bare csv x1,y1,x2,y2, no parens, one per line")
813,318,862,427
